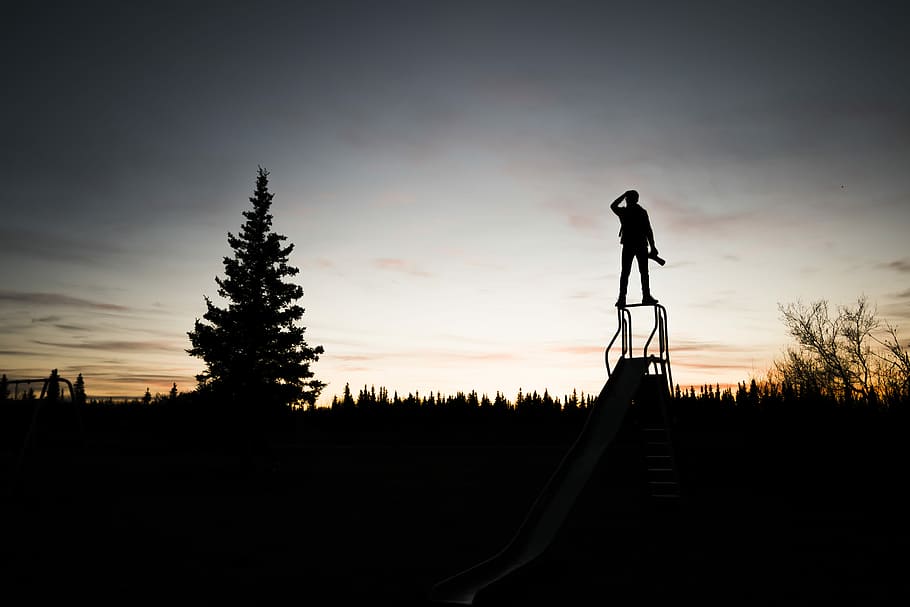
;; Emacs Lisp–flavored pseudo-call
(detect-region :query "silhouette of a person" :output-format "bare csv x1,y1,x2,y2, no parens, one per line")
611,189,659,307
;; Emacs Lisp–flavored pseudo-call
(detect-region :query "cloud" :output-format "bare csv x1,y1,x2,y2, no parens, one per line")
332,348,518,363
107,374,189,385
334,354,374,362
653,197,756,234
0,349,45,357
53,324,92,332
881,302,910,322
0,291,130,312
568,291,595,300
455,352,516,362
543,199,603,234
551,345,603,355
674,360,760,371
0,227,122,266
554,339,755,357
881,289,910,321
373,258,432,278
32,316,62,323
312,258,336,269
32,340,179,353
671,339,762,354
882,259,910,273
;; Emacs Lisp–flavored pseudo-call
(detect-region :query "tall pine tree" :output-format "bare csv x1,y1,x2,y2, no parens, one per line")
73,373,86,405
188,167,324,410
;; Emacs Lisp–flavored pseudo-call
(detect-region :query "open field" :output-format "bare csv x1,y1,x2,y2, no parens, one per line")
3,405,910,605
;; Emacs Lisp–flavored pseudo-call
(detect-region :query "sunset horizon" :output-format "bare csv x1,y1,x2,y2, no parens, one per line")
3,1,908,405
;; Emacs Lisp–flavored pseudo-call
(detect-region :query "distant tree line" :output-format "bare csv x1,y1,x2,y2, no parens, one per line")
326,383,598,414
316,374,908,419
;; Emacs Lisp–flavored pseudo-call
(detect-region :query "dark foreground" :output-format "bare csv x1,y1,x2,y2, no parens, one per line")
2,405,909,605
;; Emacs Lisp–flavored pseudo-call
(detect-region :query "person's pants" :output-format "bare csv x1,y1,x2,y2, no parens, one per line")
619,245,650,299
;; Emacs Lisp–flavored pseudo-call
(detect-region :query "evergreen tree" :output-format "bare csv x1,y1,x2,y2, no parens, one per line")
143,388,152,405
0,373,8,402
187,167,324,410
46,369,60,403
169,382,178,401
74,373,86,405
342,382,354,409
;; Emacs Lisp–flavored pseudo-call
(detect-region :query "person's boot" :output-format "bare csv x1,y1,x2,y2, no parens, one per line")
615,294,626,308
641,273,658,305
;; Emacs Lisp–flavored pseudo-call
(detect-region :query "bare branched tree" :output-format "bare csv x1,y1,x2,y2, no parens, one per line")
777,296,909,403
872,323,910,400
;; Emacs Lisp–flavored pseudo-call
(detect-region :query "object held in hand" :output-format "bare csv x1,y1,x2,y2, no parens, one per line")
648,251,666,266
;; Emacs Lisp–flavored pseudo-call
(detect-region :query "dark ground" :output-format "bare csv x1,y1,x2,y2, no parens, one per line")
2,404,909,605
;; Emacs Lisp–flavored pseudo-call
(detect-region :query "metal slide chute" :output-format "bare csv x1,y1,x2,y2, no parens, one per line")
429,356,654,605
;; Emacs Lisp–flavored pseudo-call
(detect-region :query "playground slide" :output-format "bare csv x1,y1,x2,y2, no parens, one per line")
429,356,652,605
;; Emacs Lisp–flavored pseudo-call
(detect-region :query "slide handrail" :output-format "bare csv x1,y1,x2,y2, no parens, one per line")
605,303,672,391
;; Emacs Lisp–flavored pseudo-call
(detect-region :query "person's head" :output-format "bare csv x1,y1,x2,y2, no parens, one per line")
626,190,639,205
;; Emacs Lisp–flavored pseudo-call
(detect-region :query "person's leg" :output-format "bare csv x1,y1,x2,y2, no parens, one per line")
617,246,634,306
637,248,658,303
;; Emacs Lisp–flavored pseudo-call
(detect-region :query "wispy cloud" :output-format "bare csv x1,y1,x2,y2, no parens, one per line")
454,352,517,362
674,360,761,372
31,316,62,323
0,349,45,357
32,340,178,353
312,257,336,269
334,354,375,362
568,291,595,300
332,348,518,363
881,259,910,273
654,198,756,234
551,345,603,355
0,227,122,266
107,374,188,385
881,302,910,322
543,199,603,234
880,289,910,321
373,258,432,278
671,339,761,354
0,291,130,312
53,324,92,332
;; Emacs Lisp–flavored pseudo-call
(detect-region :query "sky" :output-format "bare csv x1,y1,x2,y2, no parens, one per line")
2,1,909,403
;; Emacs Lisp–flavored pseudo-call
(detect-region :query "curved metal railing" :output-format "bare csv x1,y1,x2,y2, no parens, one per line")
605,302,672,391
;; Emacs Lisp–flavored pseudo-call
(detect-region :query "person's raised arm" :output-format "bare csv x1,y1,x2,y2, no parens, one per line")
610,192,626,215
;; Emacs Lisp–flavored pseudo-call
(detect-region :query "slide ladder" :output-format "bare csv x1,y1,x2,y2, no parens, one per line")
430,304,676,604
607,303,680,500
638,375,681,501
